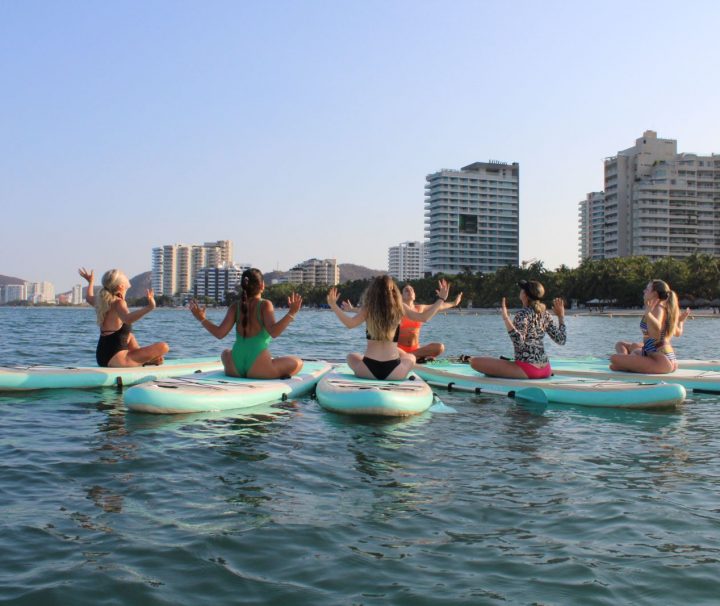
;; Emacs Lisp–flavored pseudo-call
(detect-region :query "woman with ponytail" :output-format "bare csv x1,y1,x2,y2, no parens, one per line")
326,275,451,380
610,279,680,373
78,267,169,367
470,280,566,379
189,268,303,379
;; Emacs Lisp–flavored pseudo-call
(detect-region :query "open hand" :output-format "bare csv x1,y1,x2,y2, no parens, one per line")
679,307,691,323
552,297,565,319
78,267,94,283
327,287,340,307
288,292,303,315
436,279,450,301
500,297,509,319
341,299,355,312
146,289,156,309
452,292,463,307
189,299,206,322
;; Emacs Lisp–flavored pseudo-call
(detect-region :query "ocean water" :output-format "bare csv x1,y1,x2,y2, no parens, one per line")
1,307,720,605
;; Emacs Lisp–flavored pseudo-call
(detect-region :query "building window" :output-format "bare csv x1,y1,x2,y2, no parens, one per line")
459,214,477,234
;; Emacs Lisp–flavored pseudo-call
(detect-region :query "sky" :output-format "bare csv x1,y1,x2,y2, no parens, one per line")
2,0,719,292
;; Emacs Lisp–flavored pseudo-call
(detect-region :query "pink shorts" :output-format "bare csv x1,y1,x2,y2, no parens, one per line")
514,360,552,379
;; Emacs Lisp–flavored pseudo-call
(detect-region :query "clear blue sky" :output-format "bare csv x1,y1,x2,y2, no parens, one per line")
2,0,718,292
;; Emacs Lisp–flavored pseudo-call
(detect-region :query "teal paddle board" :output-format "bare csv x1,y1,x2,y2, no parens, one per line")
0,357,224,391
316,365,434,416
550,358,720,394
124,360,333,414
414,361,686,409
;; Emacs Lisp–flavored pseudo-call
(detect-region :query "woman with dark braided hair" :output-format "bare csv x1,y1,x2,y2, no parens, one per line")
470,280,566,379
327,275,451,380
189,268,303,378
610,279,681,374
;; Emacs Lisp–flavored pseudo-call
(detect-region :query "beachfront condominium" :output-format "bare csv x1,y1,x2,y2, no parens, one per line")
578,192,606,261
152,240,233,296
388,241,425,281
287,258,340,286
193,263,251,304
424,161,519,275
601,131,720,260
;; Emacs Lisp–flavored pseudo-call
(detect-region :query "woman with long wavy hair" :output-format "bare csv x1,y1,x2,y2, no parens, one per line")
327,275,451,380
79,267,169,367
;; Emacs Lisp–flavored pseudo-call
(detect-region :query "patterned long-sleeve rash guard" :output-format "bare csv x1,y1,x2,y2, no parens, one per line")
508,308,566,365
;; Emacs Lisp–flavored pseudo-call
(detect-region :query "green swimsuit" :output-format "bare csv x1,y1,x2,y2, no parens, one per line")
231,299,272,377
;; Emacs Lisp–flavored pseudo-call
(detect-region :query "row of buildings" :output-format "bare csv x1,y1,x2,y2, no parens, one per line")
0,281,69,305
151,240,340,302
578,131,720,261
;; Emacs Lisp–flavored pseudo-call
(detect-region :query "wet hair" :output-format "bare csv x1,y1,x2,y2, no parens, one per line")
238,268,264,337
95,269,129,325
650,279,679,336
362,275,403,340
518,280,546,314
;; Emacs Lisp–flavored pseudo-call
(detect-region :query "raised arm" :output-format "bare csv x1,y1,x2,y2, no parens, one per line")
327,287,367,328
546,298,567,345
403,279,450,322
675,307,691,337
262,293,303,338
440,291,463,311
114,289,157,324
79,267,95,306
190,300,237,339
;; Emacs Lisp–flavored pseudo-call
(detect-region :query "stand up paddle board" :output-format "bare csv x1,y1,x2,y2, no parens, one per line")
124,360,333,414
316,365,434,416
414,361,686,409
0,357,224,391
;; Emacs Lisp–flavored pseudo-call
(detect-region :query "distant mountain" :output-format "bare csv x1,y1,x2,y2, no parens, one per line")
127,271,152,300
0,274,27,286
339,263,385,282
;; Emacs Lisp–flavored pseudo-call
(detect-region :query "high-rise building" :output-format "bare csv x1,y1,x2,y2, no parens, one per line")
193,263,251,304
287,258,339,286
1,284,27,304
71,284,83,305
152,240,234,296
578,192,605,261
424,161,519,275
388,241,425,281
26,281,55,304
601,130,720,260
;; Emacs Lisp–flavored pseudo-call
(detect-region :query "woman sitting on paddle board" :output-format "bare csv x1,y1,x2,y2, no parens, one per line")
327,276,450,381
615,304,690,356
189,268,303,379
342,283,463,363
470,280,566,379
79,267,169,367
609,280,680,374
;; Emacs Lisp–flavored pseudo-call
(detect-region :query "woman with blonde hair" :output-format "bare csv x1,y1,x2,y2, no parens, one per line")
610,279,680,374
189,268,303,379
470,280,566,379
79,268,169,367
327,275,451,380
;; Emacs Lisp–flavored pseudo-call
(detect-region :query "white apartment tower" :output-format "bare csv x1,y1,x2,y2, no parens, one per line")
152,240,233,297
424,161,519,275
388,241,425,281
193,263,251,304
287,258,340,286
578,192,606,261
603,131,720,260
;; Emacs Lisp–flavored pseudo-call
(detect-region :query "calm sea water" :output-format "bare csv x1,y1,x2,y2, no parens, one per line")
1,307,720,605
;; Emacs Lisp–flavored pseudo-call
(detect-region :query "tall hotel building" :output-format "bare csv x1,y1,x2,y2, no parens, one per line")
287,258,340,286
152,240,233,296
583,131,720,260
577,192,606,261
388,241,425,281
424,161,519,275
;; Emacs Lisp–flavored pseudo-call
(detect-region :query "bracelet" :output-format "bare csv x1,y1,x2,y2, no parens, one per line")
437,297,446,302
287,313,296,320
200,318,208,324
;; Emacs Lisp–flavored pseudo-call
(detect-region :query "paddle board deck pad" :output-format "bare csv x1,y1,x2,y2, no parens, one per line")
316,365,434,416
124,360,333,414
414,362,686,409
0,357,224,391
550,359,720,393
